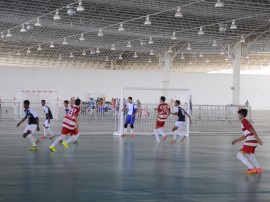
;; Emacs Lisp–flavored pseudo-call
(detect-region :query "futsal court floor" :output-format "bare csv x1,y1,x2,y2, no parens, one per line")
0,133,270,202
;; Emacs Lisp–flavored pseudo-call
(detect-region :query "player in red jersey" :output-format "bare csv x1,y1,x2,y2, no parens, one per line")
232,109,263,174
154,96,171,143
49,98,81,152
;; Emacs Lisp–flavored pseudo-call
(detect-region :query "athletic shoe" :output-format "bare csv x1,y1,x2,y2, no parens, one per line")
130,134,134,139
30,146,37,151
48,135,55,140
73,140,78,144
155,139,161,143
180,136,186,142
35,139,40,144
49,145,56,152
170,139,176,143
41,136,47,139
162,135,167,141
245,169,257,175
62,140,69,149
121,134,127,138
256,168,262,173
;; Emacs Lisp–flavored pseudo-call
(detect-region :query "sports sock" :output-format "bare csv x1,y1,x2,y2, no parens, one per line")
154,129,159,141
74,134,80,140
173,130,178,140
131,129,134,134
124,128,127,134
158,128,165,136
237,152,254,169
246,153,260,168
47,127,55,136
43,127,47,137
177,129,183,137
66,136,76,144
51,135,66,147
26,134,36,146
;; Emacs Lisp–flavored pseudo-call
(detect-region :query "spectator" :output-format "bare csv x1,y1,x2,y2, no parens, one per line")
245,100,250,107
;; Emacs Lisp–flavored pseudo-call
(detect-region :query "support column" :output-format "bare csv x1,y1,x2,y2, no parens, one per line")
232,44,241,105
162,52,171,98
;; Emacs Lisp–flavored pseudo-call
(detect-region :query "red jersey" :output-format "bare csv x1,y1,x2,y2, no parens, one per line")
241,118,257,147
62,105,80,130
157,103,170,122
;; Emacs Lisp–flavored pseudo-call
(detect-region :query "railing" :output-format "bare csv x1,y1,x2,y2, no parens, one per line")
0,101,251,134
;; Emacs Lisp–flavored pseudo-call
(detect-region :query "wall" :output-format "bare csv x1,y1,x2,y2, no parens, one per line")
0,67,269,109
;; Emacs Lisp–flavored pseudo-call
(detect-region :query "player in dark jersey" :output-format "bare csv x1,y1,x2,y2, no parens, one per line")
16,100,40,151
170,100,192,143
41,100,55,139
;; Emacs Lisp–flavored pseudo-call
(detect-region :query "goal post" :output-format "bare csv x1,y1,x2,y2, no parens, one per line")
113,87,191,136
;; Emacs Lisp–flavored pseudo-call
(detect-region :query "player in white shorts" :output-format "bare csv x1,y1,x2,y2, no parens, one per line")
170,100,192,143
16,100,40,151
41,100,56,139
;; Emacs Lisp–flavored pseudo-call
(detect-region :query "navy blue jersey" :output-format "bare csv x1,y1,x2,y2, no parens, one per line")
24,108,38,125
175,106,186,122
43,105,53,119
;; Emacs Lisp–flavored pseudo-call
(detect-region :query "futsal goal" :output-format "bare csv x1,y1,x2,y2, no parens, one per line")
14,90,59,119
113,87,191,136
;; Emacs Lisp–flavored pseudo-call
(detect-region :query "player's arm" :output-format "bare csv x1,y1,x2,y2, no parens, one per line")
171,109,177,116
185,111,192,124
74,114,79,128
232,136,245,145
122,103,127,112
132,107,139,118
250,128,263,145
44,107,50,123
17,116,27,127
46,113,50,123
167,107,171,116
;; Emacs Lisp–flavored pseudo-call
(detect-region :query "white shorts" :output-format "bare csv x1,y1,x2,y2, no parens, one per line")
44,119,51,128
175,121,184,128
24,124,37,133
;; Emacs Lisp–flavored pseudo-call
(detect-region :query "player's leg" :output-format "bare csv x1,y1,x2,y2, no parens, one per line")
73,132,80,144
45,120,56,139
245,148,261,173
154,121,162,142
130,116,135,139
42,120,55,139
176,121,185,142
237,151,256,174
158,125,167,140
122,115,131,137
170,125,179,143
65,129,79,147
41,120,48,139
49,127,67,152
47,126,56,139
23,125,39,150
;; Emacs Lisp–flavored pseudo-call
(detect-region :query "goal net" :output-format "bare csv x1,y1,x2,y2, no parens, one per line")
14,90,59,119
113,87,191,136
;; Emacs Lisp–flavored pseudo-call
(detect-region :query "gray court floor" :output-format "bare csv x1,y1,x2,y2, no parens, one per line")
0,134,269,202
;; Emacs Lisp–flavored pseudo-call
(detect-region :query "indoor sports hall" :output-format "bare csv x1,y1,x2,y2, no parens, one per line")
0,0,270,201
